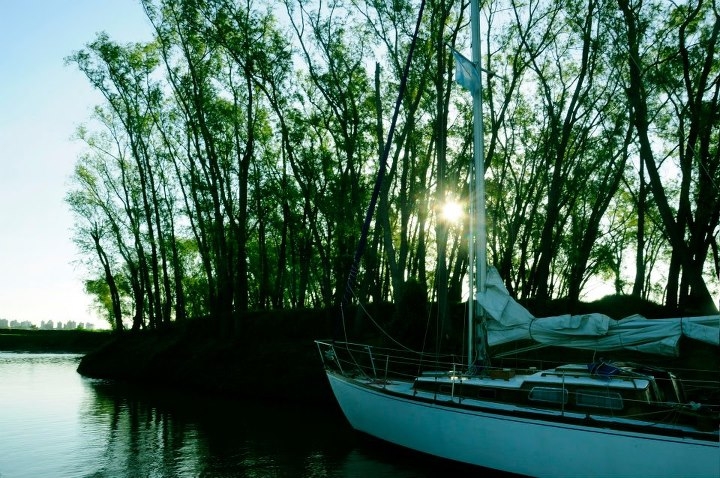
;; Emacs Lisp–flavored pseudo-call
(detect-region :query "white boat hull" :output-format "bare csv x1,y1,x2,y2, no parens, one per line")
327,371,720,477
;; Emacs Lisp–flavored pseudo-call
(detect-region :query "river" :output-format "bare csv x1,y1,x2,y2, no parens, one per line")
0,353,478,477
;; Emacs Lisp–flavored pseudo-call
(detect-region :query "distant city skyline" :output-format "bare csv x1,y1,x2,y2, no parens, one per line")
0,317,95,331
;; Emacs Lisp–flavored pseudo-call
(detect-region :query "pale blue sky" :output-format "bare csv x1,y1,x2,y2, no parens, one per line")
0,1,152,328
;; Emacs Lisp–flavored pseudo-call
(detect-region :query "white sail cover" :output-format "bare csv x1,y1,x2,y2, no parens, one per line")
477,268,720,356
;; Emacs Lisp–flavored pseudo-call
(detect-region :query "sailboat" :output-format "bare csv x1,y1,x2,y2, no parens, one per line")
316,1,720,476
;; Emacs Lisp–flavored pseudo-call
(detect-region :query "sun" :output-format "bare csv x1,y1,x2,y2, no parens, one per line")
441,200,464,223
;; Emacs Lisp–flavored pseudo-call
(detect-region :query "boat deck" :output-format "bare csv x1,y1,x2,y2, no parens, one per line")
347,372,718,439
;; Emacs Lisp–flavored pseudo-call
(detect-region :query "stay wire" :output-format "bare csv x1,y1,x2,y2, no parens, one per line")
337,0,427,312
337,0,427,366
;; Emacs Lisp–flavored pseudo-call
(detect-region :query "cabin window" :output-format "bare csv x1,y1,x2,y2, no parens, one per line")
475,388,497,399
576,390,623,410
528,387,568,405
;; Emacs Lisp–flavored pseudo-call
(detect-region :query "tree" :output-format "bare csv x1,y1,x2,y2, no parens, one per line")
617,0,719,312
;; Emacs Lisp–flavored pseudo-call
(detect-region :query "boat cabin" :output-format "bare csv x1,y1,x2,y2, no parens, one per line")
413,362,696,423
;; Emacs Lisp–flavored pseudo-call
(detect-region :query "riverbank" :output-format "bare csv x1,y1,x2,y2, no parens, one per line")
0,329,112,353
77,308,347,406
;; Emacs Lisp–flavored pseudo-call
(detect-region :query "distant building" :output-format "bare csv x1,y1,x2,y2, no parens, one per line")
0,318,94,330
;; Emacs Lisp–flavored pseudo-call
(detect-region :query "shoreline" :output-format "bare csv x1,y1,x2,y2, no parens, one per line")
0,329,113,354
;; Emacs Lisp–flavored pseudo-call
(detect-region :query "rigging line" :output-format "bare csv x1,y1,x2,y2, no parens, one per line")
338,0,427,311
421,273,443,372
418,282,435,375
339,301,373,379
333,0,428,372
492,342,550,359
349,284,422,354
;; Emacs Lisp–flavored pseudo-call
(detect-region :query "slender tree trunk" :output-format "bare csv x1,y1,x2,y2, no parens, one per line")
632,157,646,297
91,230,123,333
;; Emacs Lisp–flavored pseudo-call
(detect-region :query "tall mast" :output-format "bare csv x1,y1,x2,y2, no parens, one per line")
467,0,487,366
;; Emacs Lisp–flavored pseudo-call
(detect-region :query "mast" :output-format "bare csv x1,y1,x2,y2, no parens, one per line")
467,0,487,366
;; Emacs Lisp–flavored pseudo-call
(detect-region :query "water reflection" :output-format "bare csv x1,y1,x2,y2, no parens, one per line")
83,379,359,477
0,354,481,477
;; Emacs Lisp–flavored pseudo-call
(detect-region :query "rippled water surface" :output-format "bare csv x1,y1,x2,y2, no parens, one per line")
0,353,477,477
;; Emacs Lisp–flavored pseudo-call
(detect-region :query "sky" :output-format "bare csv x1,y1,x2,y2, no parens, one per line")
0,1,153,328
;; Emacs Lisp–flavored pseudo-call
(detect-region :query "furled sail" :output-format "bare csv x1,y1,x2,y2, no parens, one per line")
477,268,720,356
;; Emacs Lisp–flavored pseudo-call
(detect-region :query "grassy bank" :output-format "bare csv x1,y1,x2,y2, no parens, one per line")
0,329,113,353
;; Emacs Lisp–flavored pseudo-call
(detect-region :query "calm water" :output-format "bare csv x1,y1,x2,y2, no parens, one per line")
0,353,478,478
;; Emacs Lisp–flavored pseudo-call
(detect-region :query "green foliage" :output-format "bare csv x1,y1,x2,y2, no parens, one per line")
66,0,720,333
85,278,118,329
